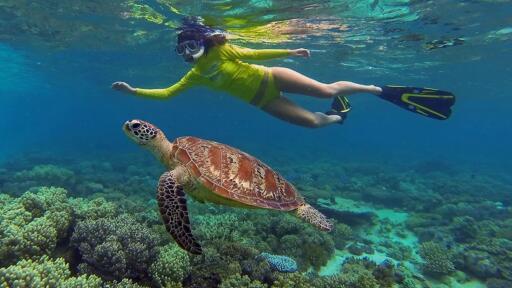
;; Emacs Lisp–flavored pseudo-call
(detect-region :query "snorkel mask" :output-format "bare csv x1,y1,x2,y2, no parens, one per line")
176,39,204,62
175,17,225,63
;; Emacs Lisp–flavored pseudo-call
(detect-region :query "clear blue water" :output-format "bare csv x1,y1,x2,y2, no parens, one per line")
1,1,511,170
1,1,512,286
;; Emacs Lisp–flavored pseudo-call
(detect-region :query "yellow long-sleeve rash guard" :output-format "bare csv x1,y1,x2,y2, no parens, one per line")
134,44,290,103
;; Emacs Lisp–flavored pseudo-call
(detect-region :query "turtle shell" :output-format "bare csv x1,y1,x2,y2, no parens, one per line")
171,136,304,211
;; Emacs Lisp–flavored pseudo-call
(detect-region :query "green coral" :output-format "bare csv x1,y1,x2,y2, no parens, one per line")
419,241,455,276
309,275,348,288
149,243,190,287
339,262,379,288
0,256,103,288
14,164,75,188
220,274,266,288
71,214,159,280
333,222,353,249
271,272,314,288
381,240,413,261
192,207,335,271
69,196,117,221
0,187,73,265
194,212,250,243
109,278,148,287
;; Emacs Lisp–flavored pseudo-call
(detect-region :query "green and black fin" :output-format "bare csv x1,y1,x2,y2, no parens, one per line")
325,96,351,124
379,85,455,120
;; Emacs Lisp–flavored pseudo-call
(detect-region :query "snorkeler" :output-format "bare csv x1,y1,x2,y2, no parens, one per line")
112,20,455,127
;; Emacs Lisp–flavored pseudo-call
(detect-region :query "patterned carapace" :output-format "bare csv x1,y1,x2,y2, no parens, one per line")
171,136,304,211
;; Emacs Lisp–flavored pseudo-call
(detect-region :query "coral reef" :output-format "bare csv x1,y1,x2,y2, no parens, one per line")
0,187,73,266
1,165,76,196
71,214,159,280
149,243,190,287
332,222,353,249
271,272,315,288
0,256,102,288
219,274,266,288
418,241,455,276
257,252,298,273
70,197,117,221
338,259,379,288
0,155,510,287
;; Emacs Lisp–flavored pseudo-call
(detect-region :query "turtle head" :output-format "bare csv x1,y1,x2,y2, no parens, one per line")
123,119,162,146
124,119,174,159
124,119,175,166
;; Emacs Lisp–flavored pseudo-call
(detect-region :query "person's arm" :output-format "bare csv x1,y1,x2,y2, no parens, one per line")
226,44,310,60
134,79,189,99
112,71,195,100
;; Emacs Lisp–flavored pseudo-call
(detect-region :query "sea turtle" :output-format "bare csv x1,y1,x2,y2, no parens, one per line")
123,119,332,254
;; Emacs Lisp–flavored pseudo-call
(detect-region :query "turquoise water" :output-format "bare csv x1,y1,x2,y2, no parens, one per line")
1,1,511,287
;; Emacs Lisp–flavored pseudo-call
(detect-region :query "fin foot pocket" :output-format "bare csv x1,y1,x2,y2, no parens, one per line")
326,96,351,125
379,85,455,120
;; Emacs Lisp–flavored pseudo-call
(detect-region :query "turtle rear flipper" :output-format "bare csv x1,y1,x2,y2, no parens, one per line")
157,170,202,255
295,204,332,232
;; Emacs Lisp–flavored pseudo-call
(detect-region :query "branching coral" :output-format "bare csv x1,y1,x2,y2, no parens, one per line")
457,238,512,280
451,216,479,242
333,222,353,249
71,214,158,280
339,261,379,288
271,272,314,288
334,257,404,288
418,241,455,276
191,207,335,272
149,243,190,287
13,164,76,191
69,197,117,221
0,187,73,265
0,256,102,288
380,240,413,261
220,274,266,288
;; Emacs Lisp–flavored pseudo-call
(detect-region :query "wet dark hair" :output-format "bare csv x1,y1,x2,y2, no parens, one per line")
176,17,227,54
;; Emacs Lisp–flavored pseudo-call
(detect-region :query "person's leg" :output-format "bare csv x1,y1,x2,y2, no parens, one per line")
270,67,382,98
261,95,342,128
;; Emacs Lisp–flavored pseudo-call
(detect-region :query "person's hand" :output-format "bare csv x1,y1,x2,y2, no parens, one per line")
112,81,136,94
290,48,310,58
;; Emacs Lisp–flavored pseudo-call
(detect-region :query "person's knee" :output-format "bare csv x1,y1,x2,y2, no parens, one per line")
303,115,324,128
318,84,338,98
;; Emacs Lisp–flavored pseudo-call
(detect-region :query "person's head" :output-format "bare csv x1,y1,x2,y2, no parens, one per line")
175,18,227,63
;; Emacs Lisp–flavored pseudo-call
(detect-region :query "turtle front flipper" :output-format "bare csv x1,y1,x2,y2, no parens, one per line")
157,170,202,255
295,204,333,232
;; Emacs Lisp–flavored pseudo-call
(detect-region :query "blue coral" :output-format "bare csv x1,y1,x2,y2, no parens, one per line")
258,252,298,273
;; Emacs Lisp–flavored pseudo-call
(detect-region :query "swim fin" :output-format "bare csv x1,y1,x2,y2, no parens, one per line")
325,95,351,124
379,85,455,120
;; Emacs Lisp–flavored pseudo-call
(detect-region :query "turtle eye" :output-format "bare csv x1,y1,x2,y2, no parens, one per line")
131,123,141,129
